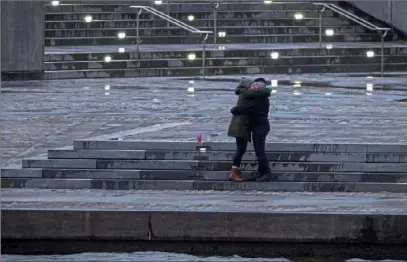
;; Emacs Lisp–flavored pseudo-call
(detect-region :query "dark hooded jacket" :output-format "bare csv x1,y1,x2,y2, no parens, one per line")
227,79,271,141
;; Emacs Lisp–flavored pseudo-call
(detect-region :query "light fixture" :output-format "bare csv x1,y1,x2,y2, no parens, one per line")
325,29,334,36
51,1,59,6
104,85,110,91
217,31,226,38
271,52,279,60
188,80,195,93
264,0,272,4
366,50,375,58
326,44,333,50
294,13,304,20
118,47,125,53
187,15,195,21
293,81,302,87
271,79,278,87
366,83,374,92
154,0,163,5
104,55,112,62
117,32,126,39
84,15,92,23
218,46,226,50
187,53,196,60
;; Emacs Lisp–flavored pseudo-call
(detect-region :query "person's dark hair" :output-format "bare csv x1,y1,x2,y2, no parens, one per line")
254,77,267,84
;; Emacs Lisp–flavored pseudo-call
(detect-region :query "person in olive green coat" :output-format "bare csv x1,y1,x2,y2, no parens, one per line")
227,78,271,181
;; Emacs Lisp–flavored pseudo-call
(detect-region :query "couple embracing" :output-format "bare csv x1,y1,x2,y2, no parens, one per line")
227,77,272,182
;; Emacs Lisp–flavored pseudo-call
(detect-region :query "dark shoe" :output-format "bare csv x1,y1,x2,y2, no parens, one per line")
256,173,271,182
229,167,243,182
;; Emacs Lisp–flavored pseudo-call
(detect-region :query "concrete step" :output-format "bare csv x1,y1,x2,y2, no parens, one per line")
2,177,407,192
20,158,407,172
103,160,407,172
45,63,407,79
6,168,407,183
48,149,407,163
73,140,407,153
46,3,319,13
45,10,329,21
45,26,370,37
48,149,146,159
45,17,352,28
44,47,407,62
45,34,380,46
44,56,407,71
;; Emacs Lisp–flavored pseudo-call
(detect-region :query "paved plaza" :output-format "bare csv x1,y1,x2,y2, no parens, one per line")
2,73,407,168
2,188,407,213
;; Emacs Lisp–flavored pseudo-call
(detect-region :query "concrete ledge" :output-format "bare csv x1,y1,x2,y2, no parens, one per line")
0,168,42,178
94,160,407,173
48,149,146,160
2,178,407,192
3,168,407,183
2,209,407,244
73,140,407,153
1,209,150,239
44,149,407,163
145,151,370,162
22,158,97,169
16,158,407,172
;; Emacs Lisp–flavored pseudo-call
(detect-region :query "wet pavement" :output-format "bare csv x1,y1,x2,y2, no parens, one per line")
2,189,407,213
1,73,407,167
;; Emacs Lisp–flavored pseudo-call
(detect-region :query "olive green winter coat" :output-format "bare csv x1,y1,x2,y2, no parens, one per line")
227,79,271,141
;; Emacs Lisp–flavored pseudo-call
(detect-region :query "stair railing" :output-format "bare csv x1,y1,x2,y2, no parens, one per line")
129,5,213,77
313,3,391,76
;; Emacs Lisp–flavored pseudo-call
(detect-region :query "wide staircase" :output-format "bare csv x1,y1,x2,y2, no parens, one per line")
2,140,407,192
44,0,407,79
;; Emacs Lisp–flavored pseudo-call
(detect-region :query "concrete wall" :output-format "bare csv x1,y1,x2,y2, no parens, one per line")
1,1,45,80
348,0,407,35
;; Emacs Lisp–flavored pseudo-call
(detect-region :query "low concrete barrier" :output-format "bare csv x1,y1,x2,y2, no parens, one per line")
3,209,407,244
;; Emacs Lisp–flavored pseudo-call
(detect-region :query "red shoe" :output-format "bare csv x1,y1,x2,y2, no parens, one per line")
229,167,243,182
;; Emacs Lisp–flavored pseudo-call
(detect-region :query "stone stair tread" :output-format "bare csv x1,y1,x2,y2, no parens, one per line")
3,168,407,183
24,158,407,164
2,178,407,193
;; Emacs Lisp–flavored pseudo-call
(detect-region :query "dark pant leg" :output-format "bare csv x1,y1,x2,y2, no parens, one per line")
252,126,270,174
233,137,248,167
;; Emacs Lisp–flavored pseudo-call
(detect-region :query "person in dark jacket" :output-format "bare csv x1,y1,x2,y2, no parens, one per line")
227,78,271,182
230,77,272,181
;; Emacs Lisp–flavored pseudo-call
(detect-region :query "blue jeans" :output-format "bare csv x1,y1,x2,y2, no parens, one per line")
252,125,270,175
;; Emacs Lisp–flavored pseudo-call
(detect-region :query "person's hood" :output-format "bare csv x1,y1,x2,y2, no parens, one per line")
234,79,253,95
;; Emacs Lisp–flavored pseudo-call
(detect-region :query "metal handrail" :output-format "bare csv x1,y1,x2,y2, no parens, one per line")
314,3,390,31
313,3,391,76
129,5,212,77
